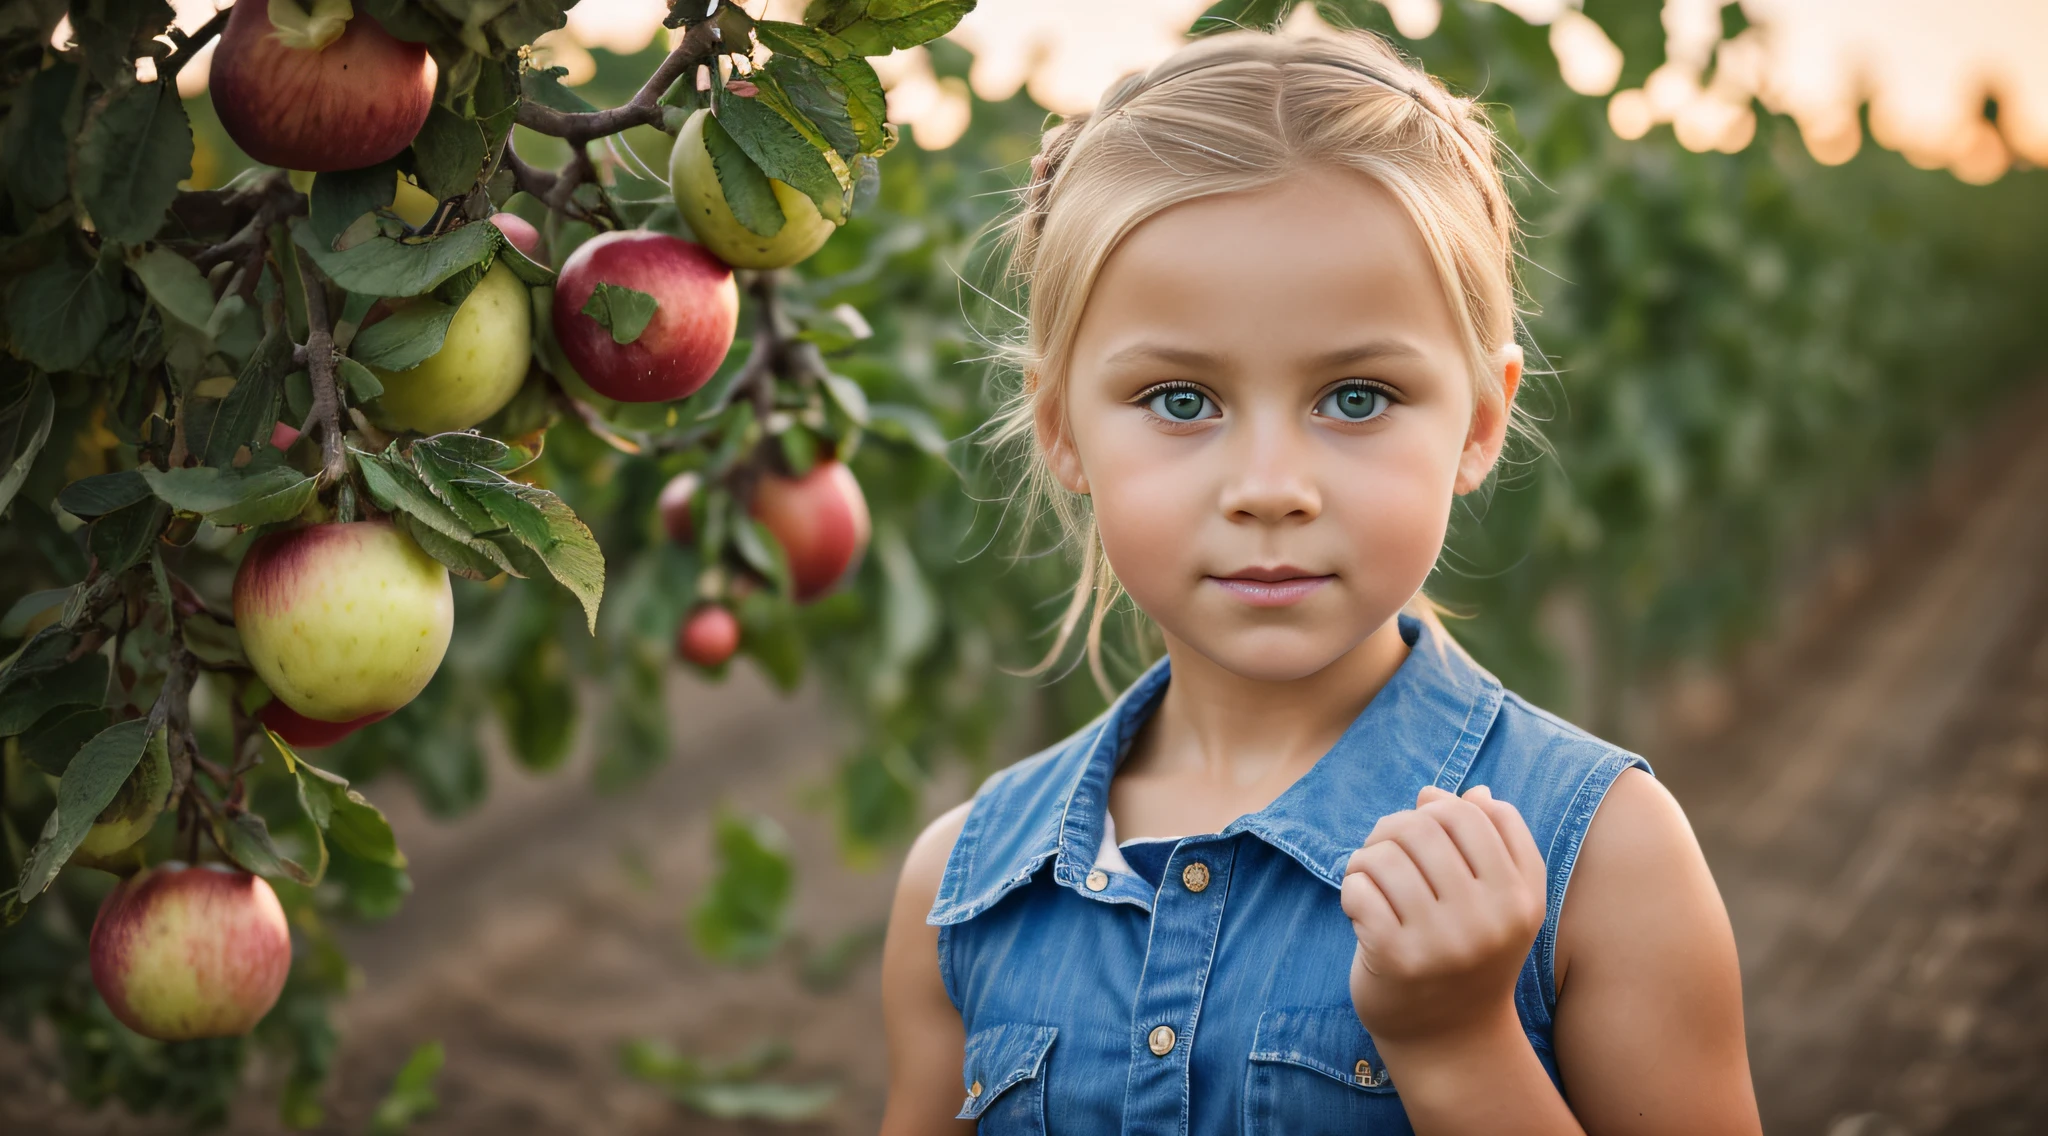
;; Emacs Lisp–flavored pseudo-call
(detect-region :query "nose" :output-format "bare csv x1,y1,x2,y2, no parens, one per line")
1217,410,1321,524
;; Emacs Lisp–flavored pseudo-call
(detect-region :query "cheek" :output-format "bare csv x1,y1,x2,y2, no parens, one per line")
1089,446,1197,600
1328,433,1461,583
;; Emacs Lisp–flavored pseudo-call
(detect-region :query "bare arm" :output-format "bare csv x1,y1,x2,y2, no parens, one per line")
879,800,976,1136
1551,768,1761,1135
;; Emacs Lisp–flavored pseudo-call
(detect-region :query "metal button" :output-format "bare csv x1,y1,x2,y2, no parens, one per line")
1084,869,1108,891
1354,1058,1380,1086
969,1079,983,1097
1180,861,1210,892
1148,1024,1176,1056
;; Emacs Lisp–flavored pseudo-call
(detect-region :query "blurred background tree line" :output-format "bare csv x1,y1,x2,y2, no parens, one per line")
3,0,2045,1127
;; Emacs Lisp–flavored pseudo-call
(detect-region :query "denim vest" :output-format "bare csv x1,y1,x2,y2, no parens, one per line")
927,614,1651,1134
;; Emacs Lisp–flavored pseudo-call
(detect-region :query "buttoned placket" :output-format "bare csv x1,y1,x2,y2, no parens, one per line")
1118,835,1237,1136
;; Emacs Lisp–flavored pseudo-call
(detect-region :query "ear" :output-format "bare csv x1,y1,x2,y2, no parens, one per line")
1454,345,1522,495
1032,373,1090,494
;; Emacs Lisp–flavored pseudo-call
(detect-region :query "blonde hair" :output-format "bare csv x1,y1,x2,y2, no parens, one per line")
983,27,1527,696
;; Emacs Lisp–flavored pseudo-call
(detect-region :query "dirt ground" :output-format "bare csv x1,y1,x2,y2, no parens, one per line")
6,388,2047,1135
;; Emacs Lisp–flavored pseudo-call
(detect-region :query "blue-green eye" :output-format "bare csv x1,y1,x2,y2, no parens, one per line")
1146,386,1216,422
1316,383,1390,422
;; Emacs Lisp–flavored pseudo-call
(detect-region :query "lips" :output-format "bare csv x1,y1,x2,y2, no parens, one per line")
1207,567,1333,607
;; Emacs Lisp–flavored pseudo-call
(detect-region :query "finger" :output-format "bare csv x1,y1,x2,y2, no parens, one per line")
1421,792,1518,883
1341,868,1401,933
1353,840,1436,924
1416,784,1453,807
1378,809,1479,900
1475,793,1547,884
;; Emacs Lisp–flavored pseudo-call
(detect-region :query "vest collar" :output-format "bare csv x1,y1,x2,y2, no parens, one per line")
930,613,1505,925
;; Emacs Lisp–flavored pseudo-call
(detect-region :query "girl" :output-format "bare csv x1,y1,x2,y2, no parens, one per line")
881,27,1759,1136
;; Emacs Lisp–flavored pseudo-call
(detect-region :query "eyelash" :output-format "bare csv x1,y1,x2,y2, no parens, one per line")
1134,380,1397,424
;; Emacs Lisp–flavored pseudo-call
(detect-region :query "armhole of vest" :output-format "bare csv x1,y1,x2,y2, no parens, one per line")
936,920,963,1012
1534,747,1654,1023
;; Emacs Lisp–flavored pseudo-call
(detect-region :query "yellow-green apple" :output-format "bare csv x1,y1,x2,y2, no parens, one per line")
658,471,701,544
233,520,452,723
367,259,532,433
72,733,172,864
209,0,434,173
259,698,390,748
391,175,438,226
677,604,740,667
669,109,841,270
750,460,870,602
491,212,543,259
551,230,738,403
89,863,291,1041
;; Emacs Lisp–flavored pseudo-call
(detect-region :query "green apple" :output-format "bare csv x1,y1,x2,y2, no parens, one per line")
233,520,453,723
72,731,172,864
391,174,438,226
368,260,532,434
670,108,840,270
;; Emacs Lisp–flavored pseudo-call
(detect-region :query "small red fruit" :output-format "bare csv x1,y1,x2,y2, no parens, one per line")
209,2,435,173
677,604,741,667
258,698,390,748
658,471,701,544
490,213,544,259
750,460,871,602
269,420,301,451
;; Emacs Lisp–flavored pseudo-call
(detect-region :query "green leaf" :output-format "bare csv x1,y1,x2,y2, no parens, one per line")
688,811,794,965
701,111,785,238
180,611,246,668
141,464,315,526
336,357,385,401
217,807,319,886
806,0,973,53
678,1080,837,1122
201,323,293,467
0,372,54,515
368,1040,445,1136
310,159,404,247
395,513,505,580
291,218,501,299
867,401,950,458
294,758,404,868
0,588,70,638
128,248,216,332
411,105,487,201
2,60,80,212
419,431,513,469
461,478,605,631
15,718,155,898
87,496,169,574
819,370,869,425
21,706,109,777
351,301,457,371
713,86,846,222
578,283,660,345
521,65,597,115
75,78,192,244
0,654,108,737
5,252,122,372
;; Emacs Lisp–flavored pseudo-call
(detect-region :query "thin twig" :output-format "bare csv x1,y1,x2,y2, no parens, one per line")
161,8,229,82
516,22,719,143
296,260,349,487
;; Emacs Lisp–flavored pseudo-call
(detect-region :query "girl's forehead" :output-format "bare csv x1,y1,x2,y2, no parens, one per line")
1073,169,1465,371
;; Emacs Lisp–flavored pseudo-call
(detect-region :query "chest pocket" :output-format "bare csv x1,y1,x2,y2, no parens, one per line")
1243,1005,1409,1136
957,1023,1057,1133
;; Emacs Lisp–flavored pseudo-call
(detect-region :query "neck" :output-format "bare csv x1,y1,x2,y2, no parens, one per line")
1130,616,1412,788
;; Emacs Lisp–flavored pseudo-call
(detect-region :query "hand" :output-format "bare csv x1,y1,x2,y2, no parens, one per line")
1342,784,1548,1046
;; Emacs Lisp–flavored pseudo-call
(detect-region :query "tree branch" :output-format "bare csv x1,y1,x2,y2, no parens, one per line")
162,8,230,82
296,260,349,488
516,21,719,143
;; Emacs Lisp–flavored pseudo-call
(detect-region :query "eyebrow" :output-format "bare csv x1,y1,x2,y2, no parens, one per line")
1099,339,1425,371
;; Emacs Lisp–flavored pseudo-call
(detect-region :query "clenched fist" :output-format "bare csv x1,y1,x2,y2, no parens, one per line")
1342,785,1548,1046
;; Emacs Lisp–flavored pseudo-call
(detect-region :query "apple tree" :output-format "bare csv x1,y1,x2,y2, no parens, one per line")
0,0,992,1124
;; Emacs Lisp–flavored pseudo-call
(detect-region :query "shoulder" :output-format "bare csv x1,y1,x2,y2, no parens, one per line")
894,798,976,919
1557,767,1721,986
1467,690,1652,851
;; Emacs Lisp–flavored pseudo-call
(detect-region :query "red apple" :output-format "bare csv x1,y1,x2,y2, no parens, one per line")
750,460,870,602
677,604,741,667
269,420,301,451
551,230,738,403
89,863,291,1041
259,698,390,748
658,471,701,544
209,2,434,173
490,213,543,259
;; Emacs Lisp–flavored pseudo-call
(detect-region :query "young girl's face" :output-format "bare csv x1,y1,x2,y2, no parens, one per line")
1046,166,1515,682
